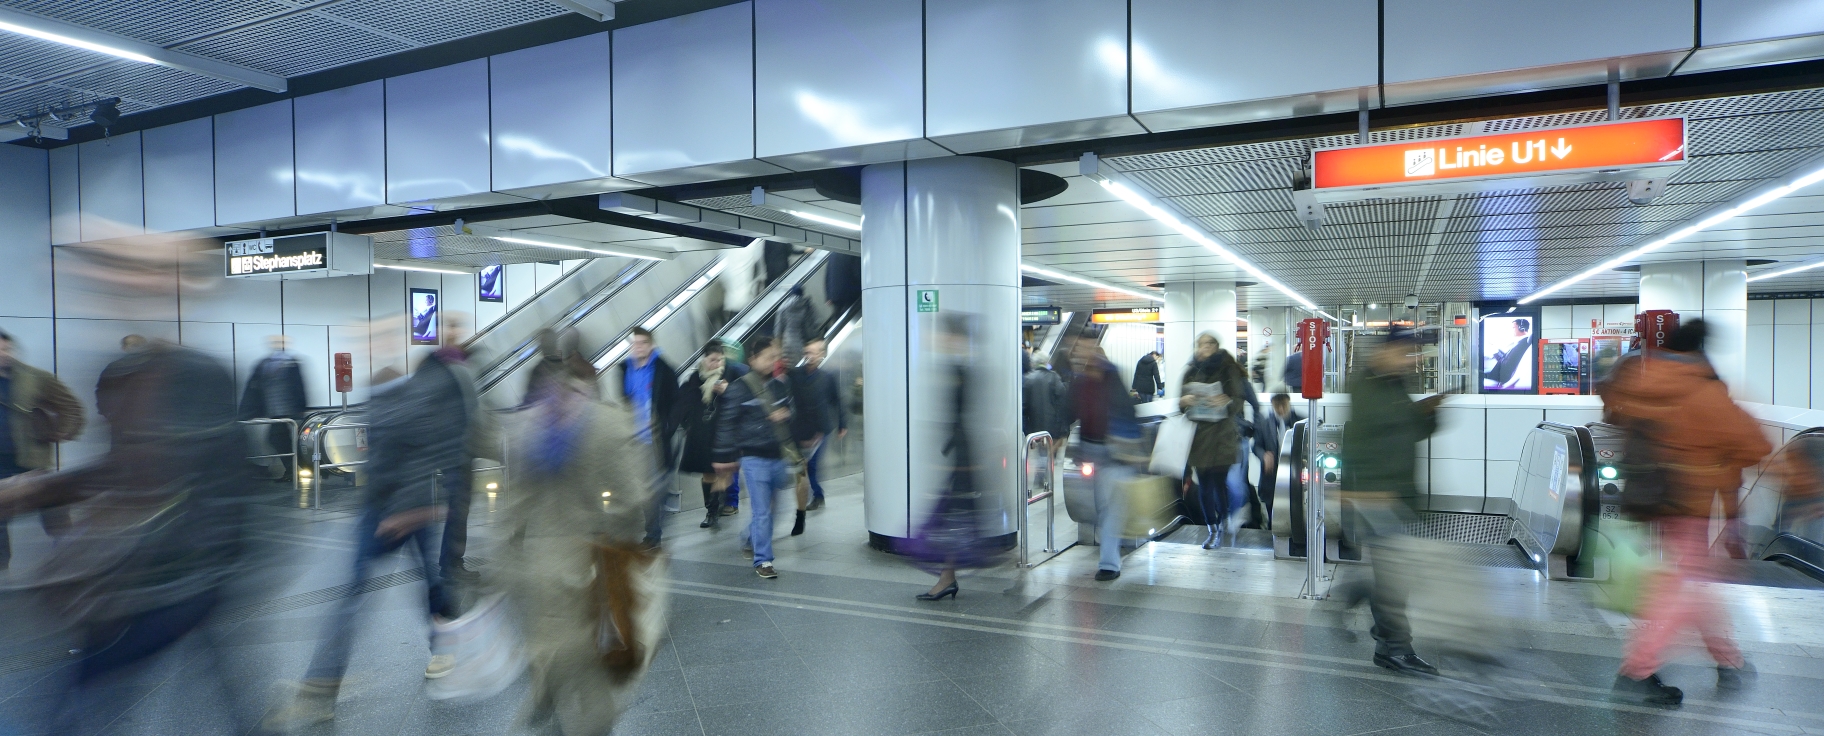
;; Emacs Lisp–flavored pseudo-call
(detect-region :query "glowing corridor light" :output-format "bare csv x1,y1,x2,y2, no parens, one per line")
1095,179,1319,310
1748,258,1824,282
374,263,467,275
1520,163,1824,304
784,209,862,231
1020,263,1164,303
492,236,668,262
0,18,154,64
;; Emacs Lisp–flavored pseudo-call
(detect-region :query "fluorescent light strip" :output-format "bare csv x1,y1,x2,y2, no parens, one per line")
1020,263,1164,303
1097,179,1317,310
0,19,155,63
784,209,862,231
1520,163,1824,304
374,263,467,275
492,236,667,261
1748,259,1824,282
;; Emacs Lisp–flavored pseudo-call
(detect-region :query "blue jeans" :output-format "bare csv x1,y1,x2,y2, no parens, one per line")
1079,442,1131,573
806,439,827,500
739,456,791,566
726,471,742,509
306,506,445,682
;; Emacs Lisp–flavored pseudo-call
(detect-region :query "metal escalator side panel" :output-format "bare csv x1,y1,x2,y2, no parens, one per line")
591,249,777,371
1744,428,1824,565
468,257,658,394
661,249,833,373
1505,422,1586,564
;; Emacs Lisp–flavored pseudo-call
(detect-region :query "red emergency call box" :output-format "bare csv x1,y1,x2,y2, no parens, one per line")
1296,318,1328,400
334,352,353,394
1634,310,1678,353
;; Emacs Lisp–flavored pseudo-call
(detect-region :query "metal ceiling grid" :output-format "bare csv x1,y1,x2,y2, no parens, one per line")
0,0,575,128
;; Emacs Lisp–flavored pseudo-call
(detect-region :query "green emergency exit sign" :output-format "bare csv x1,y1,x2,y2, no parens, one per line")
916,289,939,312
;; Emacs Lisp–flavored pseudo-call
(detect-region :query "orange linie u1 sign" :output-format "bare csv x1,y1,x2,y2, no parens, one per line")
1311,117,1686,193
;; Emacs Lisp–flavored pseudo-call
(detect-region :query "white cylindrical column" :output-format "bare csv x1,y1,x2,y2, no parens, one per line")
1161,281,1236,399
1638,259,1747,390
860,157,1021,551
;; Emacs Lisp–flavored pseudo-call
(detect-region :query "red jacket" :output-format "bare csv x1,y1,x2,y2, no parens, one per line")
1598,352,1771,518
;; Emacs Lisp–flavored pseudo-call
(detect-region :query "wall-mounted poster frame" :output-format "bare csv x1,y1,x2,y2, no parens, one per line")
478,264,504,303
410,288,440,346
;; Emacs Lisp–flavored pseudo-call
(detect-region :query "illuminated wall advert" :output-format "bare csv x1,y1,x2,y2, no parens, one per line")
410,288,440,346
1480,312,1538,394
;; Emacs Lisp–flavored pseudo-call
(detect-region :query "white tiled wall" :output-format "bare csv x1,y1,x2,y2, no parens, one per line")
1746,298,1819,409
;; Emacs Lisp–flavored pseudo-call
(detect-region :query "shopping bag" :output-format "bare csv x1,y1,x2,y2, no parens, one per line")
1149,414,1195,479
1590,522,1656,615
426,593,526,702
1121,474,1177,538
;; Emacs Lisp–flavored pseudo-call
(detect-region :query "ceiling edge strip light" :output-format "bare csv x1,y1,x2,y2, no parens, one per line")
1519,161,1824,304
374,263,467,275
1077,154,1319,310
1020,263,1164,303
1748,259,1824,283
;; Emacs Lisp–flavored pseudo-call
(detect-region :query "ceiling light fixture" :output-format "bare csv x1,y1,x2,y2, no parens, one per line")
374,263,468,275
492,235,669,261
1519,162,1824,304
783,209,863,231
1748,259,1824,282
0,7,286,92
1021,263,1164,303
1079,154,1319,310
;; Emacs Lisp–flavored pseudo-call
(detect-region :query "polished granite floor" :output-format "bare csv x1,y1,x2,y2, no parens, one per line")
2,469,1824,735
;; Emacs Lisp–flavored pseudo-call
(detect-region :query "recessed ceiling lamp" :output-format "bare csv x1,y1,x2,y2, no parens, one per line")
1020,263,1164,303
1748,259,1824,282
1078,154,1319,311
1519,161,1824,304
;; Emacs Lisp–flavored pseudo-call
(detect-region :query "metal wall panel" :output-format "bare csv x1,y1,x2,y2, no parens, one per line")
49,146,79,245
142,119,216,234
1813,300,1824,409
179,251,281,325
1686,1,1824,72
925,0,1142,152
1383,0,1694,105
0,146,53,319
613,2,786,185
77,132,145,241
214,100,296,227
282,323,332,408
754,0,943,169
1774,322,1810,408
491,33,632,197
1745,313,1774,404
295,81,388,216
1129,0,1376,132
387,59,497,206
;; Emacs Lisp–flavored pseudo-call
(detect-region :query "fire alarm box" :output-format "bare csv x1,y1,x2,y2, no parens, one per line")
1538,338,1589,395
334,352,353,394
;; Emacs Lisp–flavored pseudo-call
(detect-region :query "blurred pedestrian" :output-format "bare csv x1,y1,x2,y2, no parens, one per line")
713,336,795,579
791,337,844,516
675,341,747,529
825,252,861,316
906,315,1001,600
497,334,666,735
1131,350,1163,400
264,334,474,727
1179,333,1249,548
1283,350,1304,394
428,314,488,612
239,334,307,480
0,330,84,570
1071,341,1139,581
0,338,253,733
1599,320,1768,705
1252,393,1301,530
1023,351,1065,444
775,285,816,366
1337,328,1442,676
617,327,678,549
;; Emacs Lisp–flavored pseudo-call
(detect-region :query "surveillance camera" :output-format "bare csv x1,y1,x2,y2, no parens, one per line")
1404,294,1419,309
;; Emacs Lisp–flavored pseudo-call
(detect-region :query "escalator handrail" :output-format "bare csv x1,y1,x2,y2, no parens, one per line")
591,252,758,372
666,249,833,375
471,259,663,395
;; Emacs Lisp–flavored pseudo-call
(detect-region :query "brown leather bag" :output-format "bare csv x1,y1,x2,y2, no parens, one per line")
591,542,659,681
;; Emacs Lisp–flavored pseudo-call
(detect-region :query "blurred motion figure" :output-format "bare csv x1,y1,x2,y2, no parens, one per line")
906,315,1004,600
0,329,83,570
239,334,306,480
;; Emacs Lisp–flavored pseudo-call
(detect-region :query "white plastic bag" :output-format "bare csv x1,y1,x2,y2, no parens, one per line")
426,593,526,702
1149,414,1195,479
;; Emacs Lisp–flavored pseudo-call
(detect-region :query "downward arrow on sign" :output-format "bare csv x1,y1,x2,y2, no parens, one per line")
1550,138,1573,159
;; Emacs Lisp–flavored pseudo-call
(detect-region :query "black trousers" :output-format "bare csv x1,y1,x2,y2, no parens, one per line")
1195,465,1232,526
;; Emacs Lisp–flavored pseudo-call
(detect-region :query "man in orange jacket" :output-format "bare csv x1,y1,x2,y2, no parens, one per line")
1599,319,1770,705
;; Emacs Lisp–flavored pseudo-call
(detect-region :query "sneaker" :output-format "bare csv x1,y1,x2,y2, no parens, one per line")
756,563,778,579
721,506,739,516
1094,569,1120,581
1717,660,1756,690
807,497,825,510
424,654,456,679
1613,673,1683,706
260,679,339,730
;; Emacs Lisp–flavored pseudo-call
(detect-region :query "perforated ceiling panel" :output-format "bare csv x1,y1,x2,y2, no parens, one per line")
0,0,578,130
1050,88,1824,310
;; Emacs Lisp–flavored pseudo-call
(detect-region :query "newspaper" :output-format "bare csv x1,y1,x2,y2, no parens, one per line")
1183,381,1228,423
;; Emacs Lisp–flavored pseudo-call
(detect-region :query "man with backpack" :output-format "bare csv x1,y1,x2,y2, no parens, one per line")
1599,319,1769,705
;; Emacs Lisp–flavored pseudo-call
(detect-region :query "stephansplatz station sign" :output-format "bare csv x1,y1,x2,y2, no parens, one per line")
1308,117,1687,202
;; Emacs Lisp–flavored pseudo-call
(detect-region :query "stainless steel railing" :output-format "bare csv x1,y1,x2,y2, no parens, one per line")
308,422,369,509
240,418,299,498
1018,431,1061,568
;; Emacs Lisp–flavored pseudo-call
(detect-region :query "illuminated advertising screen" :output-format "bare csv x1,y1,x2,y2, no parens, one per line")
1091,307,1161,324
478,264,504,303
1480,311,1538,394
410,288,440,346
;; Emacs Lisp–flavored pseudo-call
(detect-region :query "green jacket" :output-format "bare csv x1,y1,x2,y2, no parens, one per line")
3,362,85,470
1181,352,1248,469
1340,368,1435,506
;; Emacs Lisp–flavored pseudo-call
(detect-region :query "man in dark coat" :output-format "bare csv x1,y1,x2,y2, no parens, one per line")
824,253,861,315
1070,343,1139,581
239,335,308,480
0,330,84,569
790,337,844,517
1337,328,1443,677
1131,351,1164,399
618,327,679,548
713,336,794,579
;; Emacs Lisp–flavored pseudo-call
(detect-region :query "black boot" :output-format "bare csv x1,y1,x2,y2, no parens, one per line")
701,489,723,529
790,509,806,536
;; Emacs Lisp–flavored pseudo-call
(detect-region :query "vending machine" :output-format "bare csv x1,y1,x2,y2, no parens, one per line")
1538,338,1590,395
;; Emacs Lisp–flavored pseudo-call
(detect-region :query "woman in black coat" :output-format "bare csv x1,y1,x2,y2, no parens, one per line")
673,341,747,528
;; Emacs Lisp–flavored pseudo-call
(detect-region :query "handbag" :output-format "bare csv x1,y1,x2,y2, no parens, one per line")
1617,420,1672,520
1149,414,1195,479
425,593,526,702
592,542,663,681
